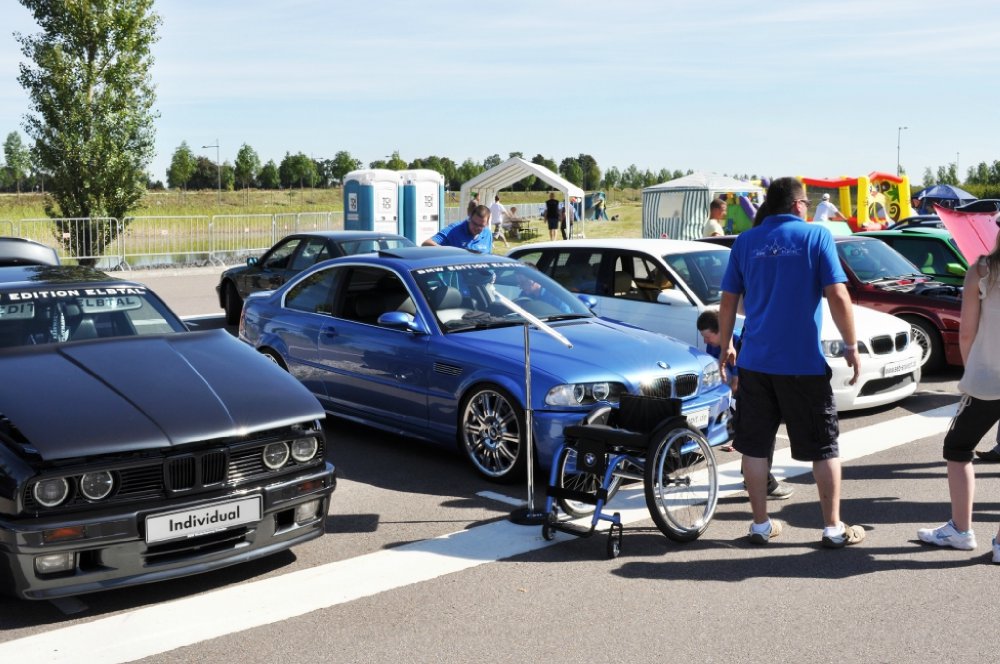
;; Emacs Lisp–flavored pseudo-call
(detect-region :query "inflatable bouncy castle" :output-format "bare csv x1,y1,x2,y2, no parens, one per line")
799,172,912,232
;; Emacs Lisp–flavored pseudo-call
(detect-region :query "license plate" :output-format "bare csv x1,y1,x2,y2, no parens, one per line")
883,357,917,377
684,408,710,430
145,496,262,544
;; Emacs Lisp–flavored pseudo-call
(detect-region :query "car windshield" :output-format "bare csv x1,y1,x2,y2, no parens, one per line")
837,238,923,282
411,261,593,332
662,249,730,305
0,285,186,348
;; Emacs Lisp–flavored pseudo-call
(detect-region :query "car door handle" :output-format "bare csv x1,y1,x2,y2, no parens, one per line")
320,325,337,338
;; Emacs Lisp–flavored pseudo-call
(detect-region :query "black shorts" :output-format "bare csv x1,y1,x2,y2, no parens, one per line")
546,218,560,230
732,367,839,462
943,395,1000,462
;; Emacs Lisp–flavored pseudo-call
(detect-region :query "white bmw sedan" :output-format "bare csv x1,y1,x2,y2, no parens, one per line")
509,238,921,412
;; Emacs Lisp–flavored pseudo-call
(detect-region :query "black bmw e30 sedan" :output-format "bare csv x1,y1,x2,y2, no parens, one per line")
0,264,335,600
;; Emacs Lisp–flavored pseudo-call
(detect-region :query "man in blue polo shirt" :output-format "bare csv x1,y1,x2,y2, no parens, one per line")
717,176,865,549
422,205,494,254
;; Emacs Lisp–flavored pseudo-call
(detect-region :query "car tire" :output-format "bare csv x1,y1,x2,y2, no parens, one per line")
223,282,243,326
905,317,943,372
260,348,287,370
458,384,526,482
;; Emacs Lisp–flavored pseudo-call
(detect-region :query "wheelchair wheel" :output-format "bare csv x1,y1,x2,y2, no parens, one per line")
554,405,623,518
643,426,718,542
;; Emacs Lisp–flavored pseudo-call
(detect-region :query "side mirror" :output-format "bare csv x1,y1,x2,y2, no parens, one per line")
378,311,425,333
247,256,259,267
577,294,598,310
656,289,692,306
946,263,967,277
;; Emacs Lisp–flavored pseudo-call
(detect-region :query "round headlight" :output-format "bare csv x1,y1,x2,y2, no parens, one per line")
592,382,611,402
290,436,318,462
33,477,69,507
80,471,114,500
572,384,586,404
263,442,290,470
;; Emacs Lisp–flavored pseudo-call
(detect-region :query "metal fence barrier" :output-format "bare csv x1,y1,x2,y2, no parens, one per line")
6,212,351,268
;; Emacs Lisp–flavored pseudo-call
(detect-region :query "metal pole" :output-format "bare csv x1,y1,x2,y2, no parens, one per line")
896,126,907,175
491,291,572,526
202,140,221,205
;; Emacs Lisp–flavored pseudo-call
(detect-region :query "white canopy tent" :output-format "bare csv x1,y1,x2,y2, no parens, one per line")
460,157,586,236
642,172,764,240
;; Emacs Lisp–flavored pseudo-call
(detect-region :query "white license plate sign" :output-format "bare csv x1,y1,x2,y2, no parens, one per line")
883,357,917,377
146,496,262,544
685,408,710,430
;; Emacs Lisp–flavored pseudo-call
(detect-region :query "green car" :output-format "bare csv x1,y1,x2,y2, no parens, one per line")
855,227,968,286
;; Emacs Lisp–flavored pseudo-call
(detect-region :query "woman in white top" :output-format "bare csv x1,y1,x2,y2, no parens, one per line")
918,222,1000,561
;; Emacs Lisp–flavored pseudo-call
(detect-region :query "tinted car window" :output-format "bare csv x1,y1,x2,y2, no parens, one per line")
886,237,956,275
290,238,331,271
263,238,301,270
337,238,413,255
337,267,412,325
520,249,602,295
285,267,340,314
663,250,728,304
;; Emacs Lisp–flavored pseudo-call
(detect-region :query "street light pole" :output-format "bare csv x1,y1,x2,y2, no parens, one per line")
202,140,221,205
896,126,908,175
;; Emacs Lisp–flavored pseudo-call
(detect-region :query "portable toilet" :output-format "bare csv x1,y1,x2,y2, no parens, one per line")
400,169,445,244
343,169,402,234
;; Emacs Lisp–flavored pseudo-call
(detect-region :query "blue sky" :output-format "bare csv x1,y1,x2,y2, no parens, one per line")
2,0,998,186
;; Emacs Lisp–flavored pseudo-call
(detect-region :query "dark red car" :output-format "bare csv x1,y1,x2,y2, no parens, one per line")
699,234,963,371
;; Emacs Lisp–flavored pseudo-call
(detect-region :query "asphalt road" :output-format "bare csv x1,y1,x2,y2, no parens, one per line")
2,266,998,664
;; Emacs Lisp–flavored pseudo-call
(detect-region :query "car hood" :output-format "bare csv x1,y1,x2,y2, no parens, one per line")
821,302,911,337
449,317,710,382
0,330,324,462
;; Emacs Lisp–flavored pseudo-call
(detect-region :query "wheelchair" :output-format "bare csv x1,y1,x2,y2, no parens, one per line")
542,394,719,558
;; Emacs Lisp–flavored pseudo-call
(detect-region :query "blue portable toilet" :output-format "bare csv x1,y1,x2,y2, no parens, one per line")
400,169,445,244
343,169,402,234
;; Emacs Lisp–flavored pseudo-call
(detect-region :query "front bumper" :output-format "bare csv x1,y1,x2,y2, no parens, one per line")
0,462,335,600
830,347,921,412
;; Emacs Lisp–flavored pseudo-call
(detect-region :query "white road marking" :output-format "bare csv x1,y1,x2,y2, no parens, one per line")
0,403,957,663
476,490,525,507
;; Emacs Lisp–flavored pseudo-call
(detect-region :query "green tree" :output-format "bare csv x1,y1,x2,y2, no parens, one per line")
16,0,160,263
328,150,361,184
386,150,407,170
279,152,318,189
456,158,484,185
188,156,219,190
167,141,195,190
259,160,280,189
483,153,502,170
577,154,600,190
603,166,621,189
234,143,261,190
3,132,31,195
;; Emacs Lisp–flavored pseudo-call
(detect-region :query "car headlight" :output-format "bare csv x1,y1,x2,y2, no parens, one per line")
823,340,868,357
33,477,70,507
263,442,290,470
701,360,721,390
79,471,114,500
290,436,319,462
545,382,625,406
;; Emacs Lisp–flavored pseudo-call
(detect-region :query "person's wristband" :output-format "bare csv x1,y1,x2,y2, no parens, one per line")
843,344,857,351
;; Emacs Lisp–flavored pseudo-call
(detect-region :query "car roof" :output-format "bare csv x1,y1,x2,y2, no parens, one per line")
0,237,60,266
858,227,952,239
332,246,521,270
0,265,145,290
287,230,413,242
509,238,729,255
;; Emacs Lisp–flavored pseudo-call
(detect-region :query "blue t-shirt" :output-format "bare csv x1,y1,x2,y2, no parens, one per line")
705,332,740,379
721,214,846,375
430,219,493,254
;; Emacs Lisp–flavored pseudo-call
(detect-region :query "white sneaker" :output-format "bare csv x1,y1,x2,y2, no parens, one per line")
917,520,977,551
993,538,1000,564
